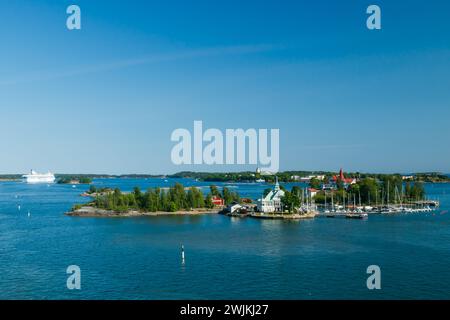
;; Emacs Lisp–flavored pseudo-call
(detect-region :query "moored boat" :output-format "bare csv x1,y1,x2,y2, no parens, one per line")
345,212,368,219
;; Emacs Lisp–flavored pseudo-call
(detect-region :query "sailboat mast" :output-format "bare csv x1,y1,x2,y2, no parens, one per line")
343,191,346,212
331,192,334,211
387,180,390,206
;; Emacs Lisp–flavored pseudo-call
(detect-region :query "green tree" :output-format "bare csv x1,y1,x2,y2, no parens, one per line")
205,194,214,208
358,178,378,205
88,185,97,194
409,182,425,200
291,186,301,198
210,185,220,197
309,177,321,189
222,187,233,205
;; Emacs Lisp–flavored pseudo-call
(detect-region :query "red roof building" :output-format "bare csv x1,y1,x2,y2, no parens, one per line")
211,196,224,206
308,188,320,197
332,168,356,185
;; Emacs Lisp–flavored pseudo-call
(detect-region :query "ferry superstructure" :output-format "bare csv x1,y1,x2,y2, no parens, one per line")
22,170,56,184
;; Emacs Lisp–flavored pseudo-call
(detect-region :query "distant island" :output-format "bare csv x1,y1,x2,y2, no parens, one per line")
169,170,450,184
57,175,92,185
1,171,449,183
0,174,21,182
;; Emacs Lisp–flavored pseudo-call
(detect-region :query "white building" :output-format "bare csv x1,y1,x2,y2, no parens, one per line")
256,167,275,176
227,203,243,214
308,188,319,198
257,177,285,213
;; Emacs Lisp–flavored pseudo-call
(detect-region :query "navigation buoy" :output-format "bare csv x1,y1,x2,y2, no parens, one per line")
181,244,185,265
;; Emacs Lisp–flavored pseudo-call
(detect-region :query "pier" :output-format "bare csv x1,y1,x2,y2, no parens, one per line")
250,212,317,220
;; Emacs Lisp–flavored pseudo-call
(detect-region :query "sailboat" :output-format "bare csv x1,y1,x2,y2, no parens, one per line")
332,192,346,217
324,192,334,217
346,194,368,219
379,181,395,214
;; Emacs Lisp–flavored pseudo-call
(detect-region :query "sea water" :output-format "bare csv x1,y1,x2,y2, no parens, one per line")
0,178,449,299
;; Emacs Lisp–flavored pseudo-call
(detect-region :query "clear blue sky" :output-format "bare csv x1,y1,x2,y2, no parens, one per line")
0,0,449,174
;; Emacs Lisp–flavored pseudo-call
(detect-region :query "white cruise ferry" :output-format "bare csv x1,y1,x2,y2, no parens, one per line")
22,170,56,184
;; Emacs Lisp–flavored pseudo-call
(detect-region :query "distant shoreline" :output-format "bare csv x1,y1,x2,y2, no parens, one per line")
1,171,449,184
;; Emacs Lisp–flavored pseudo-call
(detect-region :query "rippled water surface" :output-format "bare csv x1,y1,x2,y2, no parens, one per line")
1,178,449,299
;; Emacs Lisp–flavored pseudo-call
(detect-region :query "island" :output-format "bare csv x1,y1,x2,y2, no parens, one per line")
67,183,239,217
167,170,450,184
0,174,22,182
11,170,444,185
67,180,321,219
66,167,441,219
57,175,93,184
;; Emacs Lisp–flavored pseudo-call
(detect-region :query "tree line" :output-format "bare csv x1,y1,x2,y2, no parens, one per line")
89,183,240,212
58,176,92,184
313,176,426,205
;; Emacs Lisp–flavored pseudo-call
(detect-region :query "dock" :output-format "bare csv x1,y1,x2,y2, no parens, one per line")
250,212,317,220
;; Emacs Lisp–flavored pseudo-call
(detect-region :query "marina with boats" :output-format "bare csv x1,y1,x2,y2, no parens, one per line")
221,168,440,220
320,189,439,219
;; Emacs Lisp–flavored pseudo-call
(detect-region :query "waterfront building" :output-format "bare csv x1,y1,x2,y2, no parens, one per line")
293,175,325,182
332,168,356,185
308,188,319,198
323,168,356,189
320,168,356,190
227,202,243,214
211,196,225,206
256,167,275,176
257,177,285,213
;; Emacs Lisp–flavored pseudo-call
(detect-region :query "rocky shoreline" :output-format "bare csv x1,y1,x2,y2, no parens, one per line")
67,206,318,220
66,206,219,217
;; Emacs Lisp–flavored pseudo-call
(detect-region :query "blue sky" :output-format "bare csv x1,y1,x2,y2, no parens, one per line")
0,0,449,174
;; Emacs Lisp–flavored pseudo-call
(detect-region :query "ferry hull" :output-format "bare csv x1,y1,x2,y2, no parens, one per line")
22,170,56,184
23,177,56,184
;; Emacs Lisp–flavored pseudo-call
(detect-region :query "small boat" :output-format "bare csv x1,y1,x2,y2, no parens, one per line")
346,212,368,219
324,210,336,218
227,212,249,217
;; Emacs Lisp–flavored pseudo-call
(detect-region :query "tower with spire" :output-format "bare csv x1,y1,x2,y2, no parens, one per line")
274,176,280,191
257,175,285,213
